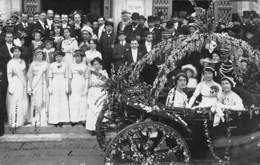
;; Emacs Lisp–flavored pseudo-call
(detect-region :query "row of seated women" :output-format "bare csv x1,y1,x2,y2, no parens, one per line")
166,66,245,112
6,46,107,134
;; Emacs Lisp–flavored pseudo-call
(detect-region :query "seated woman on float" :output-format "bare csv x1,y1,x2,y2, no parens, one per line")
217,76,245,111
166,72,189,108
188,67,222,109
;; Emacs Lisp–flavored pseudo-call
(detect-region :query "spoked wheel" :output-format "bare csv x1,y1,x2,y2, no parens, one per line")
104,121,191,165
96,107,140,151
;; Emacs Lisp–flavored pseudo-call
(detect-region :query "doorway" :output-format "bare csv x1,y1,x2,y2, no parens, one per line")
172,0,211,17
41,0,103,16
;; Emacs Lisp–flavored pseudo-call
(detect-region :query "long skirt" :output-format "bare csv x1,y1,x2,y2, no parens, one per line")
69,75,87,122
48,75,70,124
86,87,106,131
6,77,28,128
30,77,48,127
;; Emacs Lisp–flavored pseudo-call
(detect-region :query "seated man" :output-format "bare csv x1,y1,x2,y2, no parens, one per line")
166,72,188,108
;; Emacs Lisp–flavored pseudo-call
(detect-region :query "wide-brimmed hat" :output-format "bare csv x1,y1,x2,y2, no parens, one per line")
182,64,198,77
200,57,217,65
10,46,22,53
188,22,199,29
121,10,131,15
221,76,236,87
81,25,93,36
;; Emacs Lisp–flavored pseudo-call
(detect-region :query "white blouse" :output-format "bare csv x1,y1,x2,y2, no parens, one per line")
219,91,245,111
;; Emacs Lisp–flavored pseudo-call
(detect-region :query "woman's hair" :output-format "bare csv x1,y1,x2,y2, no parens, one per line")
174,72,188,85
44,40,53,47
33,48,46,61
63,28,72,35
91,57,103,66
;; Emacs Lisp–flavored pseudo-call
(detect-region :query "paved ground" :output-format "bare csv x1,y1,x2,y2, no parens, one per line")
0,125,104,165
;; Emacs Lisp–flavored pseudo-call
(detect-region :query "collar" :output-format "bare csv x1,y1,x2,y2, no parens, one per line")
6,42,13,46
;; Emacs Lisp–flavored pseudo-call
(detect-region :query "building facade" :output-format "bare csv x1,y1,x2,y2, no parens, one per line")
0,0,259,23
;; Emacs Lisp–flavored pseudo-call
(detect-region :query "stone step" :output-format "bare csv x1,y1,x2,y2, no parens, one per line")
4,124,87,134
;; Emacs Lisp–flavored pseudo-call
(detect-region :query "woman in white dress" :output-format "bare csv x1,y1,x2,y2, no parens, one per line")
61,28,78,67
48,50,70,127
166,72,188,108
86,57,108,135
84,39,102,67
188,67,222,108
68,50,89,126
27,49,49,127
6,46,28,129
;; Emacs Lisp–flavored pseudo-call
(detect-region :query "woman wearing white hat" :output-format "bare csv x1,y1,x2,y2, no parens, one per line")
182,64,198,89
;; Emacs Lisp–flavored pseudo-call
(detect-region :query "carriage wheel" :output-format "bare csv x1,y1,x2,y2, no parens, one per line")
104,121,191,164
96,107,137,151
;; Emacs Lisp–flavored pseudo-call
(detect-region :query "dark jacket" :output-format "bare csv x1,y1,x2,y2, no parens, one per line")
123,48,143,65
112,42,130,71
124,24,144,43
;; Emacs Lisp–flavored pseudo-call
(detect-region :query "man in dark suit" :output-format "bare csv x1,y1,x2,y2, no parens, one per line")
123,39,143,65
139,32,159,85
0,19,5,46
99,20,116,76
46,9,54,36
112,31,130,72
116,10,131,36
124,13,144,44
0,32,15,123
71,13,83,41
146,16,162,45
15,13,32,38
33,11,49,40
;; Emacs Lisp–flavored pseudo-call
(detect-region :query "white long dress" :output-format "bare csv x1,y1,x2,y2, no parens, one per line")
61,37,78,67
86,70,108,131
48,62,70,124
69,62,88,123
6,59,28,128
192,81,222,107
27,61,49,127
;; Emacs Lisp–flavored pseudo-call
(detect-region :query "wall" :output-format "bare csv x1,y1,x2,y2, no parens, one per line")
112,0,153,28
232,0,259,15
0,0,22,20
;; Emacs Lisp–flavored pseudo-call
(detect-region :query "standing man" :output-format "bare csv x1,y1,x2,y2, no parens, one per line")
124,13,143,44
0,19,4,46
15,13,31,38
99,21,115,76
0,32,15,123
146,16,162,45
97,17,105,40
61,14,70,30
116,10,131,36
112,31,130,72
72,13,83,41
46,9,54,36
140,32,159,85
33,11,49,40
124,39,143,65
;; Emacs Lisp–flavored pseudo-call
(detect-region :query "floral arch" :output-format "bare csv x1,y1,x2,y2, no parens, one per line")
130,33,260,100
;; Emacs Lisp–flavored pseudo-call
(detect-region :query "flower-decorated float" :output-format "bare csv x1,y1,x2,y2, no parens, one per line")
96,31,260,164
96,1,260,164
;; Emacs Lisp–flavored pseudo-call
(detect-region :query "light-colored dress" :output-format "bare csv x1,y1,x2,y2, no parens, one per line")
69,62,88,123
219,91,245,111
6,59,28,128
61,37,78,67
86,70,108,131
27,61,49,126
48,62,70,124
84,50,102,67
192,81,222,107
166,88,188,108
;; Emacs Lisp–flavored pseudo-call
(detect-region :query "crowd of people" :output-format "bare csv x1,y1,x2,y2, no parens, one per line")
0,8,259,136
